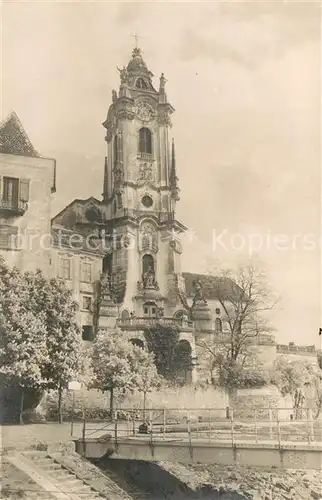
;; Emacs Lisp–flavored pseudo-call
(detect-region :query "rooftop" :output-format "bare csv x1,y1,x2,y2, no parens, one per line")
0,111,40,158
182,272,243,301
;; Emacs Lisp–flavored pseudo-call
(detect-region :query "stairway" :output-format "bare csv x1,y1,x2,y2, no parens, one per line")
21,451,101,499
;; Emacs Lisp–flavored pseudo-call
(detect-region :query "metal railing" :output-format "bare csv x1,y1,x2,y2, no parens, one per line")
76,407,321,448
0,198,28,215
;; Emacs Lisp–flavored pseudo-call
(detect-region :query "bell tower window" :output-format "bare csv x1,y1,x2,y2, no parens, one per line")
136,78,148,89
139,128,152,154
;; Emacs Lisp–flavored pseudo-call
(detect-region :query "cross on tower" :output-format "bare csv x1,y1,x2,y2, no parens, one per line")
131,30,143,48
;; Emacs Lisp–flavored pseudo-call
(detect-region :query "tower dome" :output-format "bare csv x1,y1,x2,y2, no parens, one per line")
126,47,153,77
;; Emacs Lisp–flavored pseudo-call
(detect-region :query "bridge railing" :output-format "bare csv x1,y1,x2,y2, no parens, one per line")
78,407,321,446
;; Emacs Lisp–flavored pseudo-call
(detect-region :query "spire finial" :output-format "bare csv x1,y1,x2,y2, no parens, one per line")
131,30,143,49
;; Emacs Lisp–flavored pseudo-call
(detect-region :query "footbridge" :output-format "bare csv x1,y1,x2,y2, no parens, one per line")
74,407,322,470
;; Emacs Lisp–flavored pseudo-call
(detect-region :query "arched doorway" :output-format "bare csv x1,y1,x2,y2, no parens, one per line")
130,338,145,349
173,340,193,385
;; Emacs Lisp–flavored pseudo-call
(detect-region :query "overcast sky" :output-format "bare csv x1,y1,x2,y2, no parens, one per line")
2,1,321,346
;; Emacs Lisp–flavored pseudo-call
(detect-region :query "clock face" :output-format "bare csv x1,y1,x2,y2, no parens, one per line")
136,102,154,122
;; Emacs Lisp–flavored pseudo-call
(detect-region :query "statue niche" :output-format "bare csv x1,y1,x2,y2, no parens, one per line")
141,254,159,290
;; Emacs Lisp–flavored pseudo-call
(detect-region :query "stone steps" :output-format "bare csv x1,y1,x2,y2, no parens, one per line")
21,451,100,499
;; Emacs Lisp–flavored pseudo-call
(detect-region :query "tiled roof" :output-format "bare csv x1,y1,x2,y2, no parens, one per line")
182,272,242,301
0,111,40,158
51,225,105,255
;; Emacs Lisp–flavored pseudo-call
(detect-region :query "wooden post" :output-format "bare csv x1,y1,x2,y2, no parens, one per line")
114,410,118,444
230,408,235,446
70,391,75,437
276,409,281,448
132,411,136,436
307,408,314,443
269,408,273,440
187,411,192,446
254,409,258,443
163,409,166,440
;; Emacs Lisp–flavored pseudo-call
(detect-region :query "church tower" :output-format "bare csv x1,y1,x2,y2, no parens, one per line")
102,46,186,317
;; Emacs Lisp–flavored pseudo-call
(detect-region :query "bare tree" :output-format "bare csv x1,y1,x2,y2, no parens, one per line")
197,263,278,388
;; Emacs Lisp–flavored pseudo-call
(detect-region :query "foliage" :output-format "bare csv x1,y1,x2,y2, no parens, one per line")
92,329,162,411
0,260,81,423
0,262,49,423
211,347,269,390
24,270,82,393
271,357,316,398
144,326,180,378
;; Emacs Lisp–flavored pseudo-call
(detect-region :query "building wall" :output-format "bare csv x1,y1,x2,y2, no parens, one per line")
50,246,103,335
0,152,55,274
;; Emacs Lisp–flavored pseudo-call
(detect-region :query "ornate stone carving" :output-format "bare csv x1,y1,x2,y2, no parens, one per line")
138,162,153,181
113,165,124,188
135,102,155,123
157,115,172,127
100,271,111,297
192,279,208,307
117,66,129,85
117,110,135,121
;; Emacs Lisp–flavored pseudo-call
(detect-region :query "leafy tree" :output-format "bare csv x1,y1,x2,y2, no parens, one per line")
127,346,162,416
24,270,82,423
144,326,180,379
271,357,322,418
92,329,160,415
0,262,48,423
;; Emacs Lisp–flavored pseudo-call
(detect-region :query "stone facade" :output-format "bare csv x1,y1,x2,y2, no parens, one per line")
0,112,56,274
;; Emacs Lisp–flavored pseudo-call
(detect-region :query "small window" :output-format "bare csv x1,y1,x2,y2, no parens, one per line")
136,78,148,89
82,296,92,311
58,257,71,280
144,307,149,315
141,195,153,208
3,177,19,206
0,225,18,249
81,262,92,283
215,318,222,333
215,308,220,315
82,325,93,341
116,193,122,209
139,128,152,154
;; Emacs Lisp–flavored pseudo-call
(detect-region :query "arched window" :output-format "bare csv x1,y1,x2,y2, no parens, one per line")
215,318,222,333
136,78,148,89
121,309,130,321
139,128,152,154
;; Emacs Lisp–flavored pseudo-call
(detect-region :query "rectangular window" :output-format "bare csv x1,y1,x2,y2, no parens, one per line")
81,262,92,283
0,225,18,249
3,177,19,206
82,325,93,341
82,296,92,311
58,257,71,279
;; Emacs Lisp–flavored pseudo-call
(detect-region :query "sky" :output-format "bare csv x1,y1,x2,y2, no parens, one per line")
1,0,321,346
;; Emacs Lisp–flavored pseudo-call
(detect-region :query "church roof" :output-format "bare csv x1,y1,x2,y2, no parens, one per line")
0,111,40,158
182,272,243,301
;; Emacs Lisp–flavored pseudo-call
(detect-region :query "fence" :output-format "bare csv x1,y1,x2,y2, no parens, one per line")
74,407,321,447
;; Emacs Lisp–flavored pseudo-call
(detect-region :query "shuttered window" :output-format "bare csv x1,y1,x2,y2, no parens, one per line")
0,225,18,249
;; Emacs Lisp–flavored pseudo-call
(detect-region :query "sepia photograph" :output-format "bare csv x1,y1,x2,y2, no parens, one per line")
0,1,321,498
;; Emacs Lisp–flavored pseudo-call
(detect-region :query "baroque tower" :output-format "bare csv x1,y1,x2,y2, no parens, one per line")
102,46,187,318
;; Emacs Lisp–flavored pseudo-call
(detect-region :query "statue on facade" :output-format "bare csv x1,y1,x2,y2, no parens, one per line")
100,271,111,297
138,163,153,181
156,306,164,318
192,279,207,307
143,265,155,289
159,73,167,94
117,66,128,85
